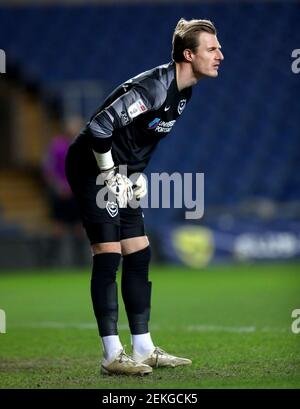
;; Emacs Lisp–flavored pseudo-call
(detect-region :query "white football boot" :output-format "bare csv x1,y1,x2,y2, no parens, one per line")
133,347,192,368
101,348,152,376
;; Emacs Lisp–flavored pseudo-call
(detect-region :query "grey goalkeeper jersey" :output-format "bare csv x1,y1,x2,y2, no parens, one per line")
76,61,192,174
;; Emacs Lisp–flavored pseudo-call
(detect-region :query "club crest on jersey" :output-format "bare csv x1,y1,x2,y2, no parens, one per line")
128,98,147,119
106,201,118,218
178,99,187,115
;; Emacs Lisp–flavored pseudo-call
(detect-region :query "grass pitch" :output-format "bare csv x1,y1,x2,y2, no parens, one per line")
0,262,299,389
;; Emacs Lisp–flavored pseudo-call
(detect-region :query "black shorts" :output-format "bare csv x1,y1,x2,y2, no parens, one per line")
65,139,145,244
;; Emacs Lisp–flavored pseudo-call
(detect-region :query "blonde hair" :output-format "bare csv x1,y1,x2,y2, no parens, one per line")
172,18,217,62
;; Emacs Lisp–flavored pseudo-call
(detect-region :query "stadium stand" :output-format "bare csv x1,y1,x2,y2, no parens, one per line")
0,2,299,266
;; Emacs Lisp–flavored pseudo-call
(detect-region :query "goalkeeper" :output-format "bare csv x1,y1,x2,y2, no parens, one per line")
65,18,223,376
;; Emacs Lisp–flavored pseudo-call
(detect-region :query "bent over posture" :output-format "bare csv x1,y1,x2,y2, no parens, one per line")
66,18,224,375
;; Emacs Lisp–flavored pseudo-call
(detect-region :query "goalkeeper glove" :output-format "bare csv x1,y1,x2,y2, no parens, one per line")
101,168,133,208
93,149,133,208
133,174,147,200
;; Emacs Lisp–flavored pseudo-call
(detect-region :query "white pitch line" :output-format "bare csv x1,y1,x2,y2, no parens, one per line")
11,322,289,333
186,325,257,333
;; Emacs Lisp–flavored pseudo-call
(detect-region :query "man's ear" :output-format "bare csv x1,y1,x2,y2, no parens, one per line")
183,49,193,62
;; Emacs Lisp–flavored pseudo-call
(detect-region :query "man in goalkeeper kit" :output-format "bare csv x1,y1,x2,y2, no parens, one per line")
66,18,224,375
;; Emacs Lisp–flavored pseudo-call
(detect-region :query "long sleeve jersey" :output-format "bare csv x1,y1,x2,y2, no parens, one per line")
76,61,192,174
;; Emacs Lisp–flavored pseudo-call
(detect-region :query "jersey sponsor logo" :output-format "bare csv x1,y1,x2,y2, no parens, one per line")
106,201,118,217
128,98,148,119
148,118,161,129
178,99,187,115
148,118,176,133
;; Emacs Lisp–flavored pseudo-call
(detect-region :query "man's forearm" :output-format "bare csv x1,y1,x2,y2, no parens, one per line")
88,110,116,170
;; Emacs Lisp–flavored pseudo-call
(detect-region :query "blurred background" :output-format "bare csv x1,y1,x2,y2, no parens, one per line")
0,0,300,269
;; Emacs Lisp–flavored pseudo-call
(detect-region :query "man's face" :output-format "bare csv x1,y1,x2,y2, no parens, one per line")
189,32,224,78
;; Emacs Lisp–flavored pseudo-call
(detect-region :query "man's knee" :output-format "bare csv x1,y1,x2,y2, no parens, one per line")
92,242,121,256
121,236,149,256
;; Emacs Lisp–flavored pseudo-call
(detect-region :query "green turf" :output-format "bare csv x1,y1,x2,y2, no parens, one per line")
0,262,299,389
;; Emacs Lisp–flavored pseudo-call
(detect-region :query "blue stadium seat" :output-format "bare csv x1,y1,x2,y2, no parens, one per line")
0,2,299,225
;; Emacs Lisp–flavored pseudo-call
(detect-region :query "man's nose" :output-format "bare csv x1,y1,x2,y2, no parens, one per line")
218,50,224,60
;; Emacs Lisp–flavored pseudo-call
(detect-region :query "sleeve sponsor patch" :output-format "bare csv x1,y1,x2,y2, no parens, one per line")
128,98,148,119
120,110,130,125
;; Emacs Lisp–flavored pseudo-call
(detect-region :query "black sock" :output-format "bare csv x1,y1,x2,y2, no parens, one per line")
91,252,121,337
121,246,152,334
